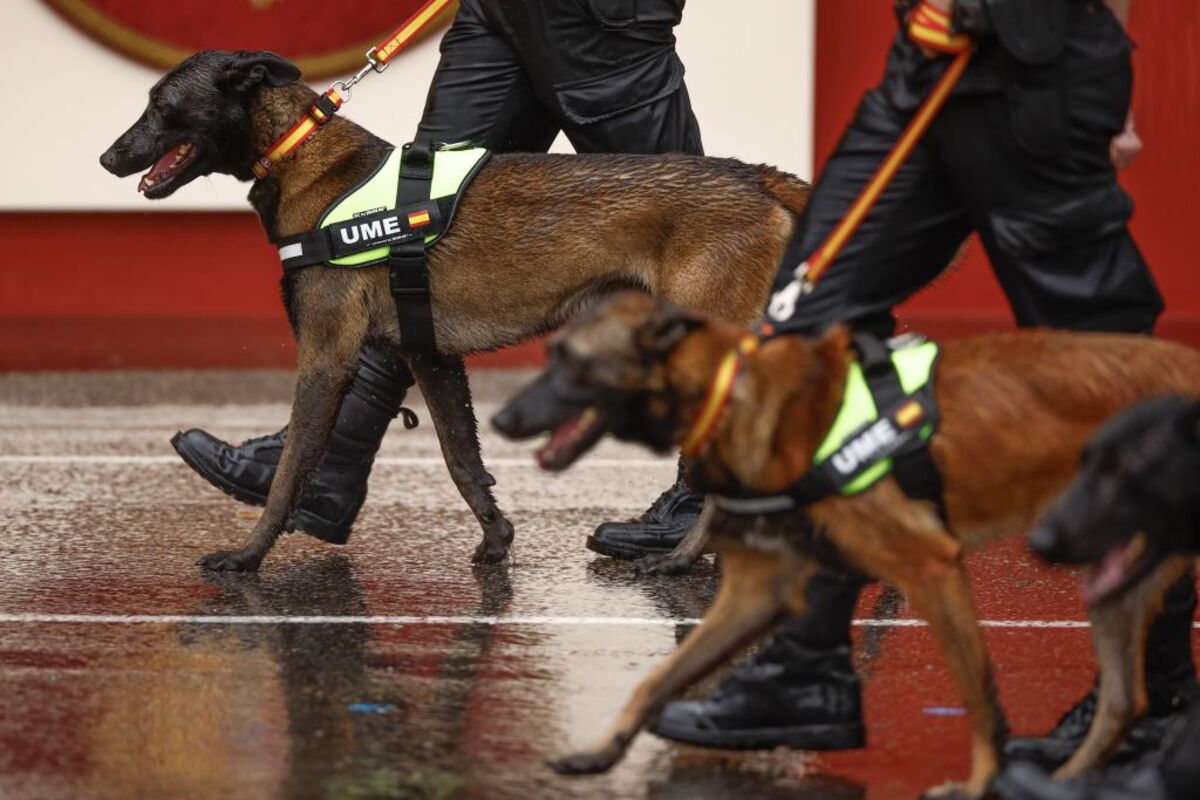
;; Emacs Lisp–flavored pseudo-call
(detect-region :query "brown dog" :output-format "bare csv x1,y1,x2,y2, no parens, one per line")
492,293,1200,798
98,50,808,571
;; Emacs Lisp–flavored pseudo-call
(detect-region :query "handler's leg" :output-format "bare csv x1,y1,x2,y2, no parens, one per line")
563,83,706,560
653,87,971,750
934,8,1185,766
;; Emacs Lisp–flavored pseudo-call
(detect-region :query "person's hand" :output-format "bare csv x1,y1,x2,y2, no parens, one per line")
907,0,964,58
1110,110,1142,170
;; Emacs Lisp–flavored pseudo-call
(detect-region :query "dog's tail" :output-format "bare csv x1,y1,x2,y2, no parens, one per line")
756,167,811,219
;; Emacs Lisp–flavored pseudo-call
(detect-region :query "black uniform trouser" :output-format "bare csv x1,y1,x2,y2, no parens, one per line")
772,40,1192,692
413,0,703,156
369,0,703,379
768,83,1161,338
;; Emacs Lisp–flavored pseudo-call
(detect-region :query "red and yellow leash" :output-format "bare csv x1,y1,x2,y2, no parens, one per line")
768,1,971,320
688,1,971,457
253,0,456,179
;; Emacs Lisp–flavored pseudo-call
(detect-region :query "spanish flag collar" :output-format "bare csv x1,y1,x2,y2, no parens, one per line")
251,86,348,180
680,335,761,458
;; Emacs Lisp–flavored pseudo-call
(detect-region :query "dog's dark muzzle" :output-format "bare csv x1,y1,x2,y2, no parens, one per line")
1028,523,1077,564
100,139,157,178
493,374,575,440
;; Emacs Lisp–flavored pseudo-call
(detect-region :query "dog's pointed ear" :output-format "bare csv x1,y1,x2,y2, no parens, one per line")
636,302,706,357
222,51,301,94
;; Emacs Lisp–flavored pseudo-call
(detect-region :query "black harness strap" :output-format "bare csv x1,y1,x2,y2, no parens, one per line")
390,140,438,354
275,195,453,270
853,333,947,520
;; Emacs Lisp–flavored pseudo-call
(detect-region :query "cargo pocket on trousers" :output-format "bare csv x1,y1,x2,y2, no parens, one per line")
1006,69,1069,159
990,184,1133,260
586,0,639,28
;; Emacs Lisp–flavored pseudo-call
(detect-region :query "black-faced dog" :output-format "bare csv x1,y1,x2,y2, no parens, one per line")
100,50,811,571
993,396,1200,800
493,293,1200,797
1030,395,1200,603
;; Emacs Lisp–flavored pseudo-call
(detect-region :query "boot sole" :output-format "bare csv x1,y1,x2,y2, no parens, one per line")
651,719,866,751
170,432,351,546
586,535,678,560
1003,732,1163,770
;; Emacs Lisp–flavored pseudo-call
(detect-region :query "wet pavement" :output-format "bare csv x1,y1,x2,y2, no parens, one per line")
1,370,1197,800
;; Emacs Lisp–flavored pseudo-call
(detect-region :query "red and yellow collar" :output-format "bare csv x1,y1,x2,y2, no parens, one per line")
251,86,347,179
680,335,760,458
250,0,454,180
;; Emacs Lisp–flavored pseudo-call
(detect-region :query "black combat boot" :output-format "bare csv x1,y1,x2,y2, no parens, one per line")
1004,574,1198,769
171,343,417,544
993,702,1200,800
651,567,868,750
587,463,703,559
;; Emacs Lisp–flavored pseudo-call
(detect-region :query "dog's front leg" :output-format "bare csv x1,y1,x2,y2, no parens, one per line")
1056,555,1193,778
633,499,714,576
550,541,807,775
199,322,366,572
406,353,514,563
901,562,1007,800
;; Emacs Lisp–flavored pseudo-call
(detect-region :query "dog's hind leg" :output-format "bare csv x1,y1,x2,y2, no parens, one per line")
550,540,810,775
199,311,368,572
632,499,714,576
1056,555,1193,778
900,562,1007,799
406,353,514,563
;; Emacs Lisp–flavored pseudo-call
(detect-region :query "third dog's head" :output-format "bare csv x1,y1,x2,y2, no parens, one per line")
1030,395,1200,605
492,292,851,492
99,50,301,197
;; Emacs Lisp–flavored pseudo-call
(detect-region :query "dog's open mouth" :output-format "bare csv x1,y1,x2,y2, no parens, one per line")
536,407,606,472
138,143,200,197
1082,532,1161,606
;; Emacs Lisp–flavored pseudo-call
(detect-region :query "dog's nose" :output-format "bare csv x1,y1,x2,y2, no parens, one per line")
99,148,122,174
491,406,521,438
1028,524,1065,562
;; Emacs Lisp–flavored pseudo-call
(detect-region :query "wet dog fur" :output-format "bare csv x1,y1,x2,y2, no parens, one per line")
492,293,1200,797
99,50,809,571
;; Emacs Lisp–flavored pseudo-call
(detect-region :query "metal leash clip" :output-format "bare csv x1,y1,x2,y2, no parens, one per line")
331,50,388,102
766,261,815,322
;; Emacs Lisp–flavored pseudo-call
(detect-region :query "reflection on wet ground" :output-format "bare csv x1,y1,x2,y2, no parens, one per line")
2,371,1193,799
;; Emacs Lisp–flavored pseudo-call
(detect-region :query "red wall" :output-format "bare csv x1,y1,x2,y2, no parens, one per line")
0,212,544,370
815,1,1200,342
3,2,1198,371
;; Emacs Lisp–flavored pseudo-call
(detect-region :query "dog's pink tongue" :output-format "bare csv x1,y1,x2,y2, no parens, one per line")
536,421,575,469
138,144,187,193
1082,546,1128,606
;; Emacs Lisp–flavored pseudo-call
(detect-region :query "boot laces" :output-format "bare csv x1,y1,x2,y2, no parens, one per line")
236,426,287,450
638,478,690,523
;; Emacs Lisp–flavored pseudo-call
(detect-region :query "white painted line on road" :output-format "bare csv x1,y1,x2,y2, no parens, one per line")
0,613,1181,629
0,455,675,468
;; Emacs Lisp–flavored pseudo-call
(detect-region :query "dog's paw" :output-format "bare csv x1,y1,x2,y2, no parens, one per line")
471,518,514,564
632,553,696,577
197,549,263,573
471,539,510,564
547,749,618,775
